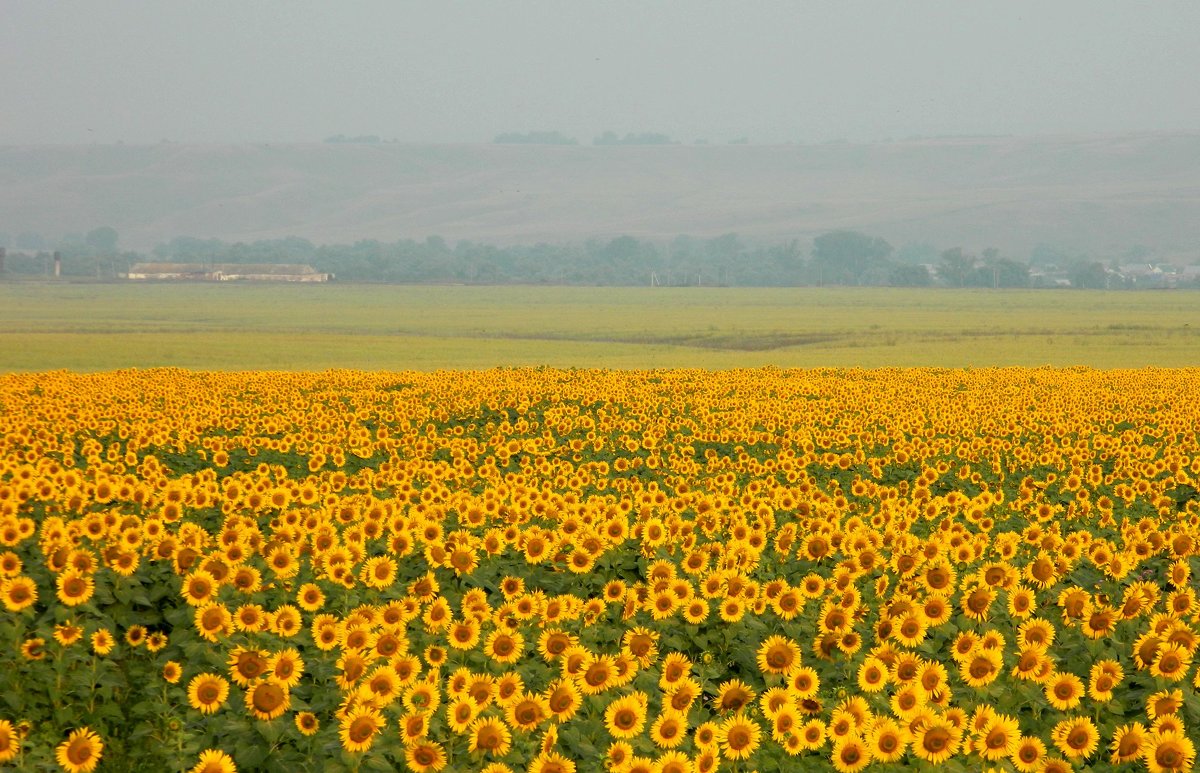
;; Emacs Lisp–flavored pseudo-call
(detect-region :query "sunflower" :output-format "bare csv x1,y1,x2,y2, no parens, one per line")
90,628,115,655
446,697,477,734
868,718,907,762
1147,689,1184,720
1039,755,1073,773
405,740,447,772
482,630,523,665
1081,605,1118,639
537,630,577,662
181,569,218,606
710,713,758,761
527,752,577,773
718,596,746,623
194,603,232,643
893,614,928,648
889,684,928,720
268,648,305,688
244,679,290,721
1015,617,1055,651
1103,722,1148,765
1044,672,1084,711
660,653,693,686
1152,714,1185,737
228,647,269,687
1007,585,1036,618
544,678,582,722
772,588,803,620
756,635,801,675
469,716,512,757
1151,644,1193,682
579,654,616,695
666,678,700,714
912,717,960,764
296,582,325,612
447,619,481,651
1,575,37,612
1011,735,1047,773
55,727,103,773
654,750,691,773
505,693,549,733
189,749,237,773
831,734,871,773
339,706,385,753
978,714,1020,761
188,673,230,714
0,719,20,763
56,570,95,607
1143,731,1196,773
604,692,648,739
649,710,687,749
1051,716,1099,760
713,679,756,714
295,712,320,736
271,605,302,638
21,637,45,660
162,661,183,684
789,666,820,699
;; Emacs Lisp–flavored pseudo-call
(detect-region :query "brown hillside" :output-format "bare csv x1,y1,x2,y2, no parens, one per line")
2,134,1198,257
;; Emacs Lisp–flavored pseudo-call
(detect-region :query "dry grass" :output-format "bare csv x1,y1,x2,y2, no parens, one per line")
2,282,1198,371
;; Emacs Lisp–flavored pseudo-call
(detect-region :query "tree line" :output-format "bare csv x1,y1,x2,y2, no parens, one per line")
1,228,1193,289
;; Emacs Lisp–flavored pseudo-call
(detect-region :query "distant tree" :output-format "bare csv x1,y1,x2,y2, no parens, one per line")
888,263,932,286
493,131,577,145
593,131,675,146
895,242,938,264
15,232,46,250
323,134,381,144
1029,243,1067,268
1068,260,1109,289
938,247,976,287
971,248,1029,288
85,226,119,253
811,230,893,285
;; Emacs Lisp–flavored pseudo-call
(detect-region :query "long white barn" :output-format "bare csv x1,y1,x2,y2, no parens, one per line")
125,262,332,282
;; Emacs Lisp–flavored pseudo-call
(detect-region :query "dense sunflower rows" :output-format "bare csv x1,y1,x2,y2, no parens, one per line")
1,368,1199,773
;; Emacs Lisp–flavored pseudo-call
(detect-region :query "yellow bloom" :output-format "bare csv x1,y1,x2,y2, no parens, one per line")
831,734,871,773
189,749,237,773
604,692,648,739
912,717,960,764
469,716,512,757
339,706,385,753
0,719,20,763
244,679,290,721
55,727,103,773
188,673,230,714
716,713,761,761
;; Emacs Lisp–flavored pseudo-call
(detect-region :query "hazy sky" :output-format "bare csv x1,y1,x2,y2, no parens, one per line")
3,1,1199,145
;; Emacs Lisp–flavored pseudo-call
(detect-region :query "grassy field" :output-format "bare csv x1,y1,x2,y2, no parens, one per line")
2,281,1198,371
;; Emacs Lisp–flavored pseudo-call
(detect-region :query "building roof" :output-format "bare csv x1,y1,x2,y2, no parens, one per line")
130,262,321,275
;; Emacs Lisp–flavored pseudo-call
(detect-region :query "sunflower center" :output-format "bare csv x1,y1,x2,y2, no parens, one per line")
253,683,285,712
67,738,94,764
349,718,375,743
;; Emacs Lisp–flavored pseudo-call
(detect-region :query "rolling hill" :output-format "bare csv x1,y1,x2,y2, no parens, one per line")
2,134,1199,259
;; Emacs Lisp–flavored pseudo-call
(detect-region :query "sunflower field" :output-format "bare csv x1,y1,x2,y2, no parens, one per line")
1,367,1198,773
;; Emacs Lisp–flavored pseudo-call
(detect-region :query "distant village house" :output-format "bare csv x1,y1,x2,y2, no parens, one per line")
124,263,332,282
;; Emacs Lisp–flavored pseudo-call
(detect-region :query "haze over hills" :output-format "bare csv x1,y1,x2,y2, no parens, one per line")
2,133,1199,260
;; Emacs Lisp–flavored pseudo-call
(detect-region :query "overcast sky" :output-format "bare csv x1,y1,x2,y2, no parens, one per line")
3,1,1199,145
